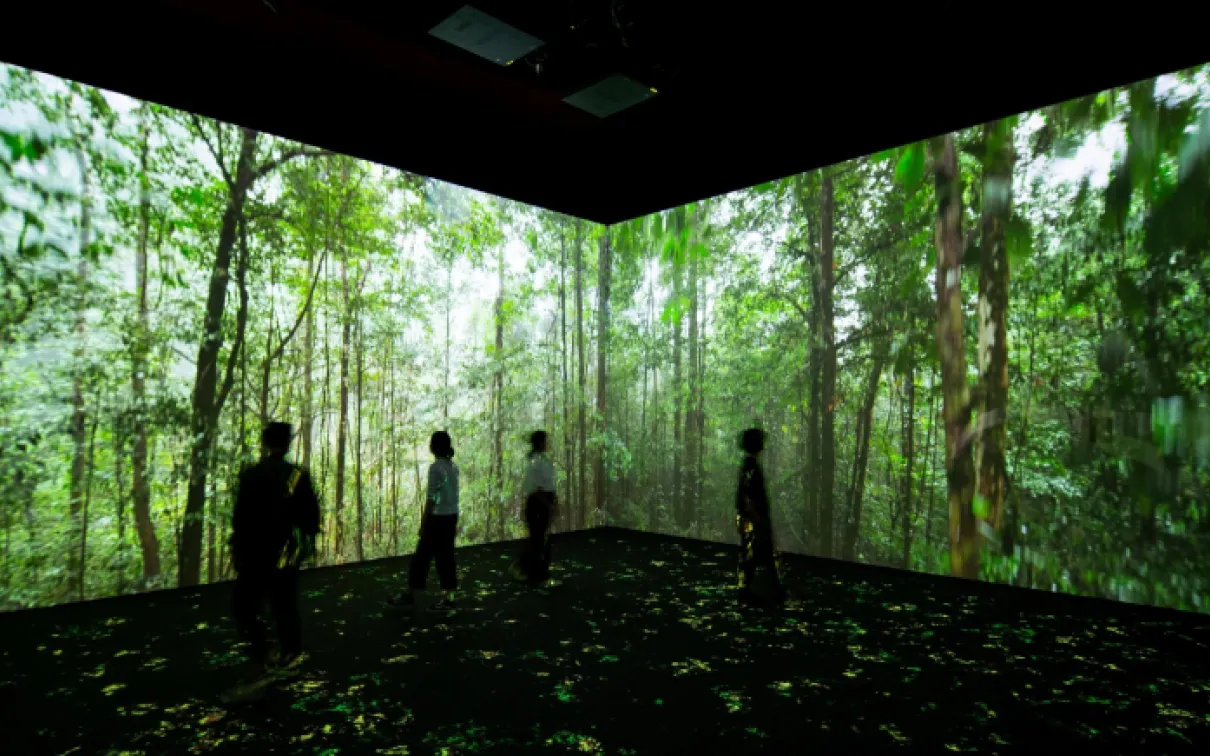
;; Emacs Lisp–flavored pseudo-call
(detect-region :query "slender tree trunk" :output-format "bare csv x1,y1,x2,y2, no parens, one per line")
672,240,684,530
559,226,573,532
77,407,100,601
490,246,505,540
354,316,365,562
130,114,161,584
180,128,258,587
932,134,978,579
686,217,699,529
113,418,129,594
336,247,351,562
976,120,1014,540
443,261,453,426
842,342,887,560
642,275,652,529
817,173,838,558
595,231,612,523
921,377,939,548
67,145,92,600
302,251,316,468
901,358,917,568
575,222,587,529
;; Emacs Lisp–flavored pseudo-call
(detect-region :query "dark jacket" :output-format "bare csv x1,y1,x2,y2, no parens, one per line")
736,455,770,520
231,455,320,570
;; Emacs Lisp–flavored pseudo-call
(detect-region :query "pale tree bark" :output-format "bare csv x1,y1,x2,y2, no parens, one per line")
976,120,1014,542
130,112,161,583
932,134,978,579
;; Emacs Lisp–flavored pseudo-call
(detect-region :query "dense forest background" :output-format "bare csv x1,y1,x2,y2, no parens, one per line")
3,62,1210,613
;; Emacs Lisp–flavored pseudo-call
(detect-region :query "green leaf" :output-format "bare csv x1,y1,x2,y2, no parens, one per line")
1005,216,1033,267
870,148,897,164
894,143,925,191
972,494,990,520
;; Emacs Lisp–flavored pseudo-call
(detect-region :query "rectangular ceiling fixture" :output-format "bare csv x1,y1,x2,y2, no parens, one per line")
429,5,544,66
564,75,657,119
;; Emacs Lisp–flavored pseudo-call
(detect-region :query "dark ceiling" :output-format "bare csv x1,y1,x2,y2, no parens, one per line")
4,1,1209,224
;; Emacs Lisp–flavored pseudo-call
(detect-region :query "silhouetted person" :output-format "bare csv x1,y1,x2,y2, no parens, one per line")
389,431,460,612
736,428,785,606
230,422,320,679
514,430,557,585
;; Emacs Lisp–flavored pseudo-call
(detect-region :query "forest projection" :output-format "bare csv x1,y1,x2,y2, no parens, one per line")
3,61,1210,613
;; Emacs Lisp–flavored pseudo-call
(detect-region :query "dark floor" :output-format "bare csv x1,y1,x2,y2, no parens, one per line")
2,528,1209,755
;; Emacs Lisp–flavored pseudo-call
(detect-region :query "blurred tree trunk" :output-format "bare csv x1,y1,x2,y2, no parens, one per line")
901,357,917,568
355,315,365,562
130,113,161,584
977,119,1014,543
559,225,573,532
575,221,587,529
816,172,838,558
336,212,351,562
686,215,699,528
672,221,685,530
491,244,505,539
595,231,612,523
67,145,92,600
932,134,978,579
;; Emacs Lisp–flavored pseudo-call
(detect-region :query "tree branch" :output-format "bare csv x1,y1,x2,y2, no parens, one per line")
836,326,895,352
189,114,233,187
255,147,333,180
268,245,329,364
215,217,250,417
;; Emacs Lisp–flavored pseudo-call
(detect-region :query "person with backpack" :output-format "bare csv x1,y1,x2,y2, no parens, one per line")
228,422,320,683
511,430,557,585
388,431,461,612
735,427,786,606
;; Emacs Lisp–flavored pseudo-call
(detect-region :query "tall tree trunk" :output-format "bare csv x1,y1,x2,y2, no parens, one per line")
559,226,573,532
901,358,917,568
76,405,100,601
932,134,978,579
672,240,684,530
67,145,92,600
301,251,316,468
842,342,887,560
817,173,838,558
595,231,612,523
976,120,1014,541
575,222,587,529
443,260,453,426
491,246,505,540
336,247,351,562
180,128,259,587
113,418,129,594
130,113,161,584
355,316,365,562
921,377,939,548
686,217,699,528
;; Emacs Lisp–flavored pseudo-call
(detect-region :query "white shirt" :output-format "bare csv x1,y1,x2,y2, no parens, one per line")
427,458,460,515
522,454,556,497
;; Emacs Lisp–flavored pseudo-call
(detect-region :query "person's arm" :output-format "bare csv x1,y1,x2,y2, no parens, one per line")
295,470,321,562
422,464,440,533
230,468,250,570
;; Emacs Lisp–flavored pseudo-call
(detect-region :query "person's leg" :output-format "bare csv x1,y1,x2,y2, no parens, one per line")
534,499,552,582
389,529,432,606
232,565,270,669
432,515,458,601
270,566,302,659
523,497,543,579
736,515,757,598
